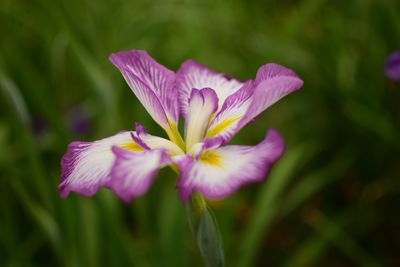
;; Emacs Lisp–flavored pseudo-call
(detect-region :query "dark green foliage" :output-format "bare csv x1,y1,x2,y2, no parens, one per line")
1,0,399,266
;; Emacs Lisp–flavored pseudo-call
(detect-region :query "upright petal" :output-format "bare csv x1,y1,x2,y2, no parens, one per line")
175,60,244,117
109,50,179,127
205,81,254,142
176,129,284,201
205,63,303,144
59,131,144,198
107,147,169,202
185,88,218,151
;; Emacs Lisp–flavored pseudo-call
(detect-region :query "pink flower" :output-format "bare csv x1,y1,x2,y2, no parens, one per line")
59,50,303,202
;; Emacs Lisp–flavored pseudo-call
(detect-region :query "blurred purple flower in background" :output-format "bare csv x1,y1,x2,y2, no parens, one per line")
32,116,48,135
385,51,400,83
67,107,91,136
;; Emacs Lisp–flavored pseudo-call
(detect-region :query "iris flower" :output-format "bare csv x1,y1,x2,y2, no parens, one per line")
59,50,303,203
385,51,400,83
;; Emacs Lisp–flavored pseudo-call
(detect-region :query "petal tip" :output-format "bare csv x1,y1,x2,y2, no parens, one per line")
108,50,149,69
57,183,69,198
264,128,285,160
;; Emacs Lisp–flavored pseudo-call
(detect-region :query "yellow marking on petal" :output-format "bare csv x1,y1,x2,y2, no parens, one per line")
207,113,216,127
119,142,143,152
169,163,180,174
164,118,186,151
205,117,241,138
200,150,222,167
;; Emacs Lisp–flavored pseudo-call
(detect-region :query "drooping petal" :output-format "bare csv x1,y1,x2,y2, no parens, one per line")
109,50,179,127
185,88,218,151
175,60,244,117
107,147,169,202
205,63,303,144
176,129,284,201
59,131,144,198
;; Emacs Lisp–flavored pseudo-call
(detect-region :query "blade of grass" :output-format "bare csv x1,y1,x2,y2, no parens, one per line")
158,185,187,267
295,210,381,267
314,212,381,267
237,141,319,267
0,70,53,210
10,177,61,260
70,41,120,133
281,150,353,217
79,200,100,267
98,191,150,267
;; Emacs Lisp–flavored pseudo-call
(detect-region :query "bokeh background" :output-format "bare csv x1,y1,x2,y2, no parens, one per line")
1,0,400,266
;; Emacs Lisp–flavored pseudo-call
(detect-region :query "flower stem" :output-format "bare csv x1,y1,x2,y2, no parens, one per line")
186,193,225,267
190,192,207,215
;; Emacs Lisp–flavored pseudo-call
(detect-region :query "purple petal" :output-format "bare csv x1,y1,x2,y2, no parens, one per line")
109,50,178,127
175,60,244,117
176,129,284,202
385,51,400,83
240,77,303,129
107,147,169,202
254,63,300,85
59,131,142,198
130,123,151,150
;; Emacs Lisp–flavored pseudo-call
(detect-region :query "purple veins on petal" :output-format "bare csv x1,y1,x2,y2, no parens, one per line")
175,59,244,117
176,129,285,202
60,49,304,202
205,63,303,145
59,131,144,198
109,50,179,126
107,146,169,203
243,64,303,122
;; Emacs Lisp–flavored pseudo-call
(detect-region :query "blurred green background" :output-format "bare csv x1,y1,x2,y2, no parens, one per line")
1,0,400,266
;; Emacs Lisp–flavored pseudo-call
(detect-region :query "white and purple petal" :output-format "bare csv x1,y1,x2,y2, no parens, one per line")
59,131,143,198
205,81,254,142
241,63,303,126
175,60,244,117
107,147,169,202
205,63,303,144
109,50,179,127
185,88,218,151
176,129,284,201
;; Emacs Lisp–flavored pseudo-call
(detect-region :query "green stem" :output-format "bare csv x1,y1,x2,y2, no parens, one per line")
190,192,207,215
186,193,225,267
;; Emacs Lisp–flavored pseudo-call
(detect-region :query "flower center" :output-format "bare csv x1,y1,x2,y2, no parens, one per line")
199,150,222,167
